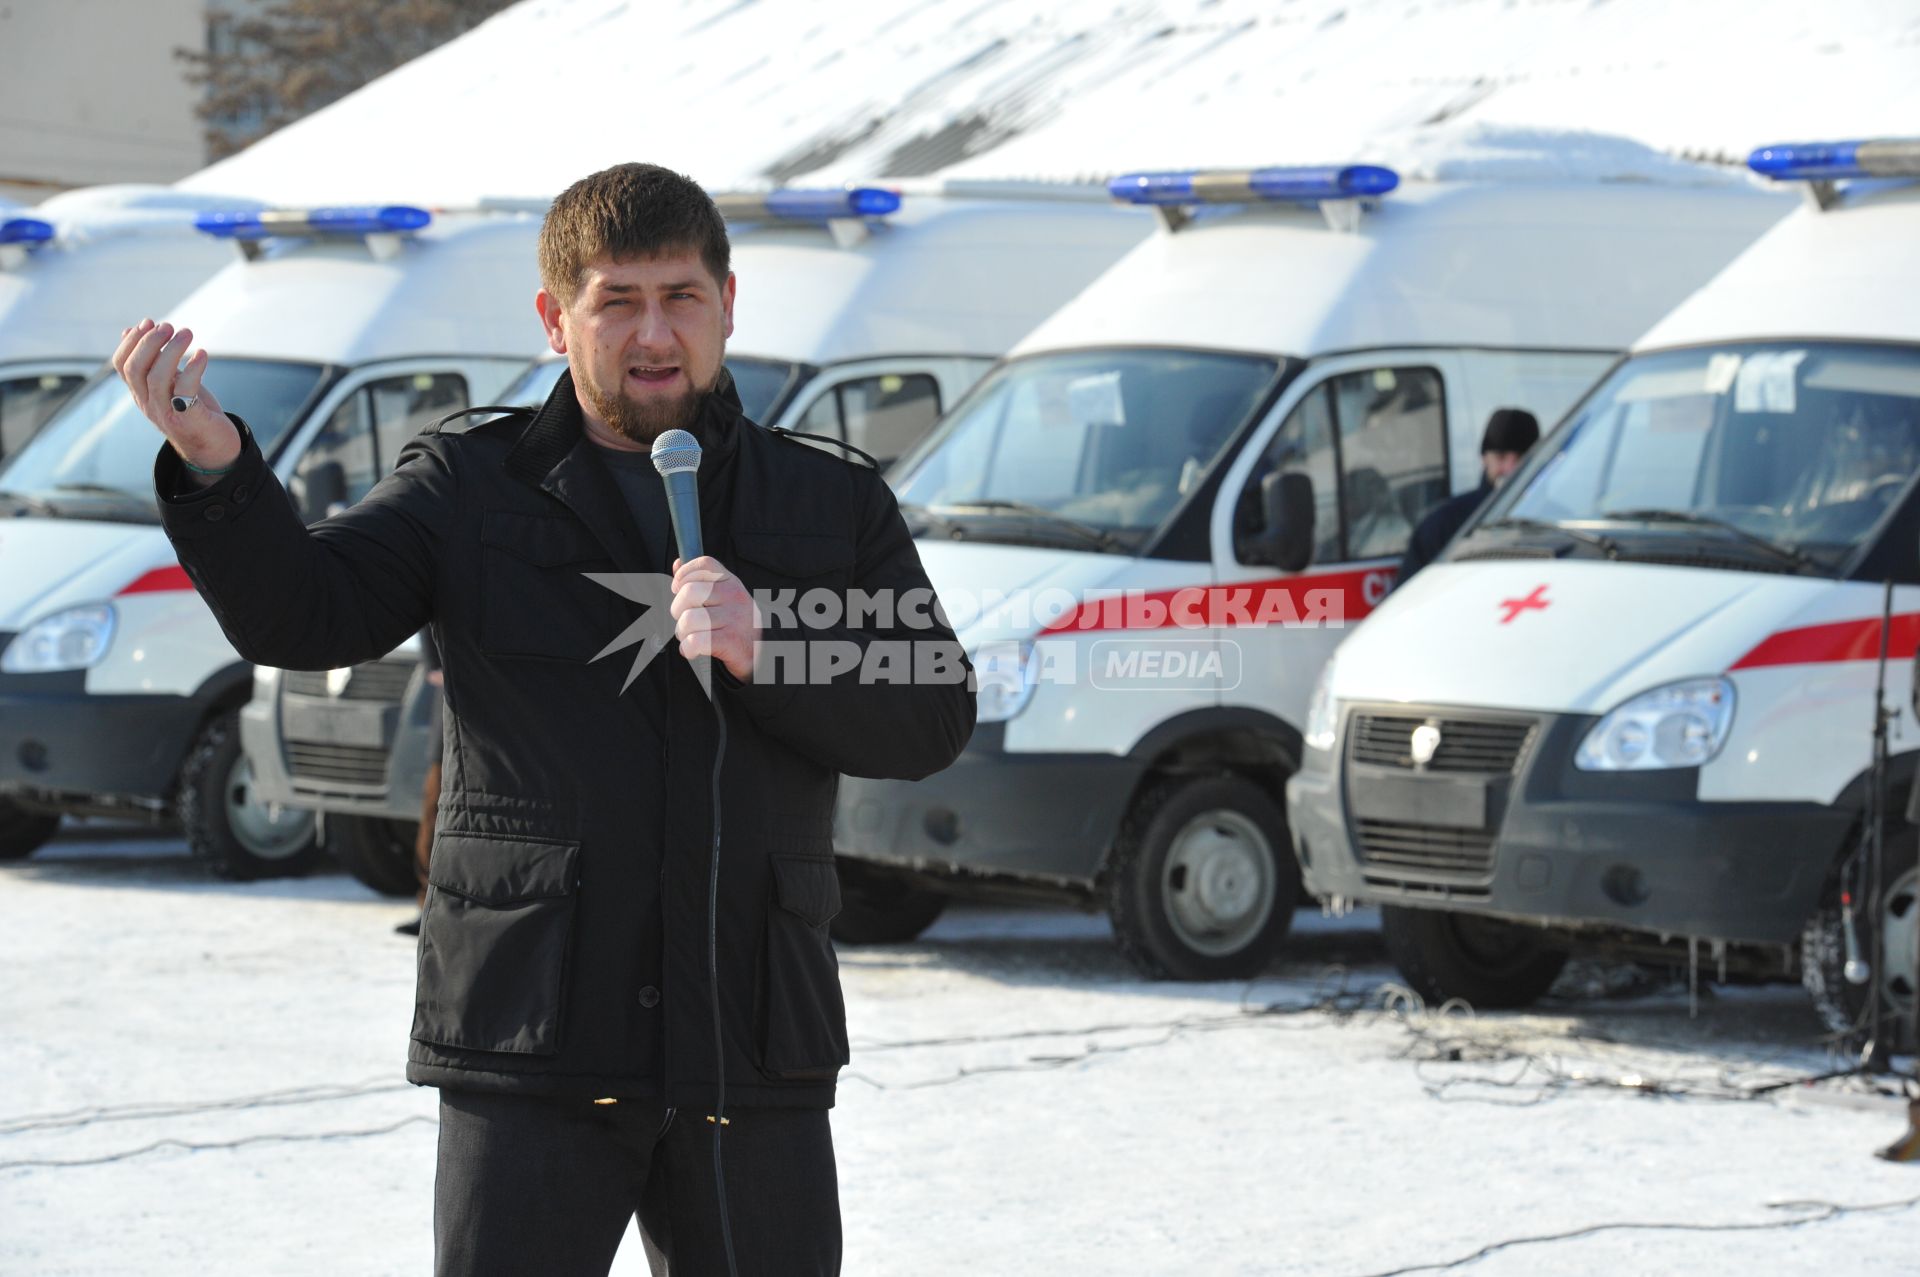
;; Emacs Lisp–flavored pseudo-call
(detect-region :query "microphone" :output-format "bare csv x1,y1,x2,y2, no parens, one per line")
1843,893,1871,985
650,428,704,563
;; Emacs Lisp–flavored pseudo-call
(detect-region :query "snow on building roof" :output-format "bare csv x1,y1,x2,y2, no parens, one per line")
174,0,1920,207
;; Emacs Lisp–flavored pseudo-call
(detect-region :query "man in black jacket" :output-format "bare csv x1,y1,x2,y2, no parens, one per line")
1396,407,1540,585
113,164,974,1276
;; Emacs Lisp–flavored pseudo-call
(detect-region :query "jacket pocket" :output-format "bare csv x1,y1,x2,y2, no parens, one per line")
478,509,618,660
413,831,582,1056
759,854,851,1079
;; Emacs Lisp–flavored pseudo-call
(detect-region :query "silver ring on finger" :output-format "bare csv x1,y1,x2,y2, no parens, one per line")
171,394,198,413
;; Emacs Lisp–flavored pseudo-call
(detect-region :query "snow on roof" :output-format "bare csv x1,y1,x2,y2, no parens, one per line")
175,0,1920,207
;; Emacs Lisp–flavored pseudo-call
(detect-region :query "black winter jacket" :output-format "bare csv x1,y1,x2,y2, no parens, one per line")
153,369,974,1109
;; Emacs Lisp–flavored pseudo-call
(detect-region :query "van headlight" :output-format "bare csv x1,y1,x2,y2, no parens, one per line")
973,640,1038,723
1304,661,1339,754
1575,677,1734,771
1,603,116,673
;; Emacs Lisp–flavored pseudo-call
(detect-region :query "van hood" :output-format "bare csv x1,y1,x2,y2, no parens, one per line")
913,538,1156,648
0,519,174,630
1327,558,1838,714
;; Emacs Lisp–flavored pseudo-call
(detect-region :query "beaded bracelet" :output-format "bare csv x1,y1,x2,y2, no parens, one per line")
180,454,237,477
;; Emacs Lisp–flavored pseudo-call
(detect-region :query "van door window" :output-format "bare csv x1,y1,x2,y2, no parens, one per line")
838,374,940,464
370,372,468,470
1330,366,1447,560
295,392,378,521
294,371,468,520
795,387,845,439
796,373,942,465
1240,385,1341,565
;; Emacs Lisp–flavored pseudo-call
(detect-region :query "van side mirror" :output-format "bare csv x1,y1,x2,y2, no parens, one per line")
293,461,348,523
1240,471,1315,571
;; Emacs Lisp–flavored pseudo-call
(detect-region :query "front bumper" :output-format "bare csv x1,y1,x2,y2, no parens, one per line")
835,724,1146,888
243,659,435,823
1287,706,1850,948
0,676,206,804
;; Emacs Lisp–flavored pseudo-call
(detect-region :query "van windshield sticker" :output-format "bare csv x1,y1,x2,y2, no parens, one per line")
1733,350,1808,414
1703,352,1743,395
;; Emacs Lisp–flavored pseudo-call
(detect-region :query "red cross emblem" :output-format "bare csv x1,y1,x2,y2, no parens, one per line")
1498,585,1551,625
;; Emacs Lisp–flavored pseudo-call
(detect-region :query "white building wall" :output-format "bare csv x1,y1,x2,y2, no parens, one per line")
0,0,210,200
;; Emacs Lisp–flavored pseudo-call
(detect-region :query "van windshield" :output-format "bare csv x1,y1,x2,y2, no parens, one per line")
893,349,1280,553
0,358,328,520
1485,342,1920,574
497,355,801,425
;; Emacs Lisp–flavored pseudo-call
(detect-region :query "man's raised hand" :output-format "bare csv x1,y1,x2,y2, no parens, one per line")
111,318,240,485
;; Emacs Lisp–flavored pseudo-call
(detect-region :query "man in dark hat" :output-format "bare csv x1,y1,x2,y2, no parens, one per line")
1397,407,1540,584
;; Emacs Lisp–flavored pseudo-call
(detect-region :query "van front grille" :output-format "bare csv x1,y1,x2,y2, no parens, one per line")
1348,714,1534,775
285,742,387,791
1354,818,1494,895
283,660,414,703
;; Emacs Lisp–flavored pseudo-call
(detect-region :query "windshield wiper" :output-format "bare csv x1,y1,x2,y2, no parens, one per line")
1599,508,1814,571
1476,517,1621,558
50,482,137,496
931,500,1123,552
0,489,61,517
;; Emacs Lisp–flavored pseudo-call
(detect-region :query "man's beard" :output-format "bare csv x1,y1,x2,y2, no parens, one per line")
582,369,715,445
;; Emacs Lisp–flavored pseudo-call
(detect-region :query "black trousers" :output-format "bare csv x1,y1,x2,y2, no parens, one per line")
434,1089,841,1277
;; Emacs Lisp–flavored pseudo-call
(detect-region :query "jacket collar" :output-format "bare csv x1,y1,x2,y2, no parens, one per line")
503,365,746,573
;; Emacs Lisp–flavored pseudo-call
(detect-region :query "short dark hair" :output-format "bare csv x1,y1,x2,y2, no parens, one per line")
538,163,730,304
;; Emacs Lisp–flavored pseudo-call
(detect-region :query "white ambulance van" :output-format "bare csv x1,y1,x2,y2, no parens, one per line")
239,187,1156,897
0,204,540,874
0,186,258,461
1286,138,1920,1042
843,162,1788,977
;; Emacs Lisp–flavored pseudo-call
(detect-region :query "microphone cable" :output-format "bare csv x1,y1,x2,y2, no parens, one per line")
699,656,741,1277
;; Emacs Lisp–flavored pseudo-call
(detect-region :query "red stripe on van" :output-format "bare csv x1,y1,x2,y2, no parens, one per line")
1730,613,1920,670
1039,566,1396,634
117,565,193,595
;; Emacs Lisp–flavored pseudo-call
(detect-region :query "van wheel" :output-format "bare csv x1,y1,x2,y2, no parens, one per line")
1801,851,1918,1055
328,815,422,898
1108,774,1299,981
0,798,61,860
178,709,321,880
1380,905,1568,1009
829,860,948,945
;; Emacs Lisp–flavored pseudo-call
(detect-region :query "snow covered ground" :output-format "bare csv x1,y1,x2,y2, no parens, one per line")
4,825,1917,1276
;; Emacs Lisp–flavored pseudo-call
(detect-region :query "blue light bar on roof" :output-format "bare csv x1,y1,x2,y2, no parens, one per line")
711,187,902,223
194,205,433,240
1109,165,1400,206
0,217,55,245
1747,138,1920,181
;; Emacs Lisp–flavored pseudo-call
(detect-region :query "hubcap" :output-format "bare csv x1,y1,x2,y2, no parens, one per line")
224,754,314,861
1161,808,1276,958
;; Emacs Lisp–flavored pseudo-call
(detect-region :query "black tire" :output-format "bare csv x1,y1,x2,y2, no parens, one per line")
1801,837,1917,1055
1108,773,1300,981
328,815,422,898
177,709,322,880
1379,904,1569,1010
0,797,61,860
829,859,948,945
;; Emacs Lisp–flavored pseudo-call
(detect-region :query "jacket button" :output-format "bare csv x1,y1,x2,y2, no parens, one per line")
232,484,251,503
203,503,226,522
637,986,661,1008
